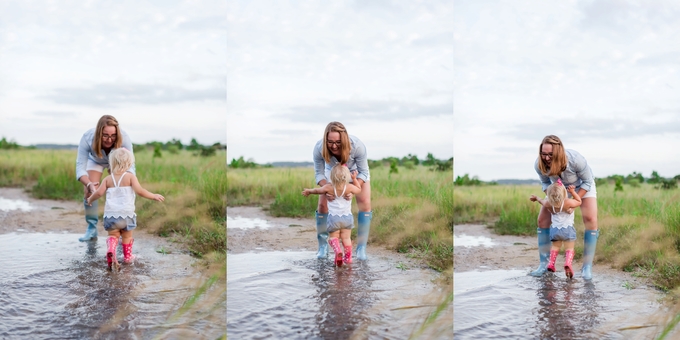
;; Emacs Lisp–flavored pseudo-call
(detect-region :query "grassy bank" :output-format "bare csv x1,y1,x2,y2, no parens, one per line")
454,183,680,292
227,165,453,272
0,148,226,260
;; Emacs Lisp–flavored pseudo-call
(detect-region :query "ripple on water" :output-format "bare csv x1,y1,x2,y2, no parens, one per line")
454,270,666,339
0,232,225,339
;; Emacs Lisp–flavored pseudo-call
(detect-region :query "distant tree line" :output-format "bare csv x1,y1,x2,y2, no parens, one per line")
0,137,20,150
228,153,453,172
597,171,680,190
133,138,226,158
367,153,453,173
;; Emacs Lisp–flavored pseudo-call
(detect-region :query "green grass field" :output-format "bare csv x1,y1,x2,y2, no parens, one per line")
0,148,226,260
454,182,680,292
227,165,454,272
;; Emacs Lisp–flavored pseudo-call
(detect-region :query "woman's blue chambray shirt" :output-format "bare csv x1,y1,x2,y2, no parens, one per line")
313,135,370,185
534,149,594,193
75,128,135,181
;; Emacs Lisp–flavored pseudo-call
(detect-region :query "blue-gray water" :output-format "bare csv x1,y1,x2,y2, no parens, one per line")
0,232,225,339
227,250,449,339
454,270,669,339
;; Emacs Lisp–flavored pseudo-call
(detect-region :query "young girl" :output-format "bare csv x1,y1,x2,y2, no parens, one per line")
530,179,582,278
87,148,164,271
302,164,362,267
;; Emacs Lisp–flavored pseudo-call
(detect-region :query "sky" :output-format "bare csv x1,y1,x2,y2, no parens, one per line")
0,0,226,147
454,0,680,181
226,0,454,164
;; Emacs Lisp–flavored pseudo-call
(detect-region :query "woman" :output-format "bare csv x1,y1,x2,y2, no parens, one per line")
76,115,135,242
530,135,599,280
313,122,372,260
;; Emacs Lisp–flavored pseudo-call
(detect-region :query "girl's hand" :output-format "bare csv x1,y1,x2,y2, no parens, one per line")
153,194,165,202
302,189,311,197
567,185,576,192
529,195,538,202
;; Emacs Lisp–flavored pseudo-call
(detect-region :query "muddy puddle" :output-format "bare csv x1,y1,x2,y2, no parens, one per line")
0,232,225,339
454,224,678,339
0,197,33,212
227,213,452,339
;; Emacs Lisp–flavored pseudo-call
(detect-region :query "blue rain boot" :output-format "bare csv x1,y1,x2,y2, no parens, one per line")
529,228,551,276
316,211,329,259
355,211,372,261
581,230,599,280
79,198,99,242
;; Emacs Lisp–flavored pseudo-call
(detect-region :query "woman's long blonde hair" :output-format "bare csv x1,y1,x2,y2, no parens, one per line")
537,135,567,176
93,115,123,158
109,148,135,175
322,122,350,164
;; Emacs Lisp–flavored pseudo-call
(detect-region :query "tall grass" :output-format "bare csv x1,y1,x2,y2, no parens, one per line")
227,165,453,272
454,182,680,292
0,148,226,258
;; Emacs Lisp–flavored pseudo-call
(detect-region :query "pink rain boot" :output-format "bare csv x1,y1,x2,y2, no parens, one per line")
343,245,352,264
564,249,575,279
547,250,559,272
329,238,343,267
106,236,120,271
122,238,135,264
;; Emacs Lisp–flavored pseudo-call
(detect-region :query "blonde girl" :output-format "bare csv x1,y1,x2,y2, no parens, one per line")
303,164,362,267
87,148,164,271
530,179,582,278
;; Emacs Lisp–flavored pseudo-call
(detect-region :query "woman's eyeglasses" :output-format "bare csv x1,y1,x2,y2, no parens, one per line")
326,141,341,147
102,134,117,141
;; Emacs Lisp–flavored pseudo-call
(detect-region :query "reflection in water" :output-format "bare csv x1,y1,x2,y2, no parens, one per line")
454,270,663,339
226,215,272,229
311,261,375,339
535,277,600,338
0,197,33,211
0,233,224,339
454,234,495,248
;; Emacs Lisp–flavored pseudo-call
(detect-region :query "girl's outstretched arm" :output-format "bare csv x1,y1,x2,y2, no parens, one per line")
87,176,111,205
130,175,165,201
302,185,330,197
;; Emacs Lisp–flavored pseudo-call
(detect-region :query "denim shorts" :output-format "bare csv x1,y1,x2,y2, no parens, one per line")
103,216,137,231
327,214,354,233
550,225,576,241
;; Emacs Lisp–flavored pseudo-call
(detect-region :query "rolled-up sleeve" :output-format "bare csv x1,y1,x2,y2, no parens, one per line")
535,158,551,192
313,140,326,185
571,151,593,192
121,130,136,175
75,132,91,181
352,138,370,183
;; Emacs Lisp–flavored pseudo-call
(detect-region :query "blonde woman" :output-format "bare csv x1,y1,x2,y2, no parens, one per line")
87,148,164,271
75,115,135,242
530,135,599,280
312,122,372,260
303,164,362,266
